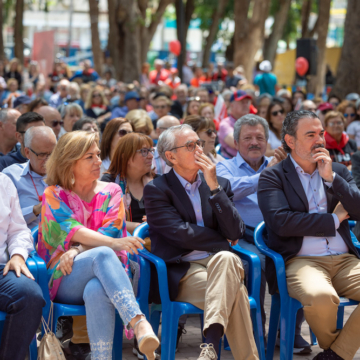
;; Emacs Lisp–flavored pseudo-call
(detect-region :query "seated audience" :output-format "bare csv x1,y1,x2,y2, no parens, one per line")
0,109,21,156
14,95,31,114
75,83,91,111
216,114,311,353
3,126,56,229
0,112,45,172
100,118,134,176
258,110,360,360
49,79,70,108
324,111,357,168
199,102,219,131
337,100,357,128
38,131,159,360
0,172,45,360
346,99,360,149
126,109,154,137
174,84,188,114
185,96,201,117
152,115,180,175
276,89,293,114
84,86,111,127
111,91,140,119
72,117,100,133
58,102,83,138
184,115,224,164
148,94,172,127
218,90,251,158
2,78,22,108
265,100,286,157
196,88,210,104
225,62,244,89
36,105,63,138
143,124,259,359
101,133,156,234
5,58,22,88
190,66,206,88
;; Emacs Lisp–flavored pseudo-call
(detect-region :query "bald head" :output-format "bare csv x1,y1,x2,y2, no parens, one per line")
300,100,317,112
156,115,181,135
36,106,62,137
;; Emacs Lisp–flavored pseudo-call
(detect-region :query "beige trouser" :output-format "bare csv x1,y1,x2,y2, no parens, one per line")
286,253,360,360
175,251,259,360
71,316,90,344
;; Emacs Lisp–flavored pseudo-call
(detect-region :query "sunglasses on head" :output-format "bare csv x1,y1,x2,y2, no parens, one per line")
118,129,133,136
344,113,356,118
51,120,64,127
271,109,285,116
169,139,206,152
202,129,217,136
136,147,155,157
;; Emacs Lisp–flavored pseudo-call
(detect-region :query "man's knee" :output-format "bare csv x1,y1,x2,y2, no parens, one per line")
302,290,339,316
210,251,244,275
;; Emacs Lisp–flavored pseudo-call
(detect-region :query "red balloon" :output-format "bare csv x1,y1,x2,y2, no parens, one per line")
169,40,181,56
295,57,309,77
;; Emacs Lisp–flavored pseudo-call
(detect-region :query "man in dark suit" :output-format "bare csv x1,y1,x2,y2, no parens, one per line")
144,124,259,360
258,110,360,360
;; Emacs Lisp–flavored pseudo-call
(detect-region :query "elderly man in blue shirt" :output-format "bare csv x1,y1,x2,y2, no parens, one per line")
216,114,312,354
3,126,56,229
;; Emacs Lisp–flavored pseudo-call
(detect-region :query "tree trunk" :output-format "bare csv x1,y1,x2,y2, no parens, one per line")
88,0,103,76
139,0,173,64
0,0,5,61
263,0,291,66
107,0,121,79
202,0,230,68
117,0,141,82
234,0,271,82
14,0,24,65
301,0,312,38
307,0,331,96
331,0,360,98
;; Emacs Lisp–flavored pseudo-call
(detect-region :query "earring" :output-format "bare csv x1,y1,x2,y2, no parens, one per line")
71,174,75,185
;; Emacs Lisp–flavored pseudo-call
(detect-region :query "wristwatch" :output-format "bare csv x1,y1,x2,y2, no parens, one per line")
210,185,222,196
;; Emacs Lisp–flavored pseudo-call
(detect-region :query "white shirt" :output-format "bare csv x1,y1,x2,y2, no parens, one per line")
0,173,34,264
346,121,360,148
268,129,282,150
289,156,349,256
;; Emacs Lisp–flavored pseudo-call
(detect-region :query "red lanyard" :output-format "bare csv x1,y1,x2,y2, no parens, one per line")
29,172,42,202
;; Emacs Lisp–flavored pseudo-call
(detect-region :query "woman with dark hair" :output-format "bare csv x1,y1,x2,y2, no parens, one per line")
337,100,358,129
28,98,48,112
185,96,201,116
183,115,224,164
85,86,112,126
72,116,100,133
265,100,286,157
100,118,134,176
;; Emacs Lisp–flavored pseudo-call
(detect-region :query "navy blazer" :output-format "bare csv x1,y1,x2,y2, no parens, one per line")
258,156,360,294
143,169,245,303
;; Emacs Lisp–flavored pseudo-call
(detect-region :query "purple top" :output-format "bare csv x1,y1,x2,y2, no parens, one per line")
218,115,237,158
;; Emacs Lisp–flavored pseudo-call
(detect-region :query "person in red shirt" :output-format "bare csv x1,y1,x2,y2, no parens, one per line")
165,68,181,89
149,59,170,85
190,66,206,88
212,61,228,82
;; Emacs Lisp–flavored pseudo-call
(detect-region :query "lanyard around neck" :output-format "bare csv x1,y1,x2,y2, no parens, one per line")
29,172,42,202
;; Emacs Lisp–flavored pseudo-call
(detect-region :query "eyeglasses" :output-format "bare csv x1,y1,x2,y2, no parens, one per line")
330,102,339,107
327,121,344,127
159,127,170,130
51,120,64,127
344,113,356,118
271,109,285,116
136,147,155,157
118,129,133,136
188,97,201,102
169,139,205,152
154,105,168,110
92,93,101,98
29,148,52,160
18,131,26,134
202,129,217,136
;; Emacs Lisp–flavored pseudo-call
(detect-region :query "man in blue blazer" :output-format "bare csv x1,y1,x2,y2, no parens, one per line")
144,124,259,360
258,110,360,360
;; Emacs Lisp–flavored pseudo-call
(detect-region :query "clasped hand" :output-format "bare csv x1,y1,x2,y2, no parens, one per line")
194,148,219,191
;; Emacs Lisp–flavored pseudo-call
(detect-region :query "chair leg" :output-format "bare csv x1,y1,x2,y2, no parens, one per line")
309,327,318,346
337,306,344,330
266,294,280,360
29,335,38,360
252,307,266,360
112,313,123,360
199,314,206,344
159,309,178,360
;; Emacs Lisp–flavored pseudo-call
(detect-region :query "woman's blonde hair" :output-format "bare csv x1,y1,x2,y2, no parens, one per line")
85,86,109,109
46,131,99,190
125,109,154,135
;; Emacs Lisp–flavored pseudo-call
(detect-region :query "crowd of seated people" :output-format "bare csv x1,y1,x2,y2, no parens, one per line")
2,55,360,360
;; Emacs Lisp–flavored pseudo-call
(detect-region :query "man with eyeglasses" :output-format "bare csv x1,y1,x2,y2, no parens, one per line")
0,109,21,157
3,126,56,229
0,112,45,172
36,105,63,138
144,124,259,360
152,115,180,175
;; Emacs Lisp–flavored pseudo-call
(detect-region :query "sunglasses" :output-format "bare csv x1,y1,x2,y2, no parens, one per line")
344,113,356,118
29,148,52,160
118,129,133,136
136,147,155,157
51,120,64,127
154,105,168,110
92,94,101,98
202,129,217,136
169,139,206,152
271,109,285,116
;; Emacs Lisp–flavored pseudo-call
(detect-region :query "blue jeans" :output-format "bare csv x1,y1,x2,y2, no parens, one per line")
55,246,143,360
0,265,45,360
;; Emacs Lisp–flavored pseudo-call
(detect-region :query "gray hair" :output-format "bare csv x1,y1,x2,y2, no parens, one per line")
59,102,83,119
157,124,193,167
233,114,269,143
24,126,56,148
281,110,319,153
0,109,10,123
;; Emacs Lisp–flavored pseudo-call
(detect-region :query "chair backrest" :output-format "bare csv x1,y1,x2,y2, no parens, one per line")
31,226,39,246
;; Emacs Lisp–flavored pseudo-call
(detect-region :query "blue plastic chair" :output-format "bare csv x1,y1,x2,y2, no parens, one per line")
215,144,221,155
134,222,265,360
31,227,124,359
254,221,360,360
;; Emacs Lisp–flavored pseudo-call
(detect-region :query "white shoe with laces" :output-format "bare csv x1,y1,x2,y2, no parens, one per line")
197,343,218,360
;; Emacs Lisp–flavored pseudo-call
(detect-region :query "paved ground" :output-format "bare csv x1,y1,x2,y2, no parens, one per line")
63,290,360,359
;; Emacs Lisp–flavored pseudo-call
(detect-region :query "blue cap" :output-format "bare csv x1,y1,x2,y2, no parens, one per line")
125,91,140,102
229,90,252,103
14,95,31,108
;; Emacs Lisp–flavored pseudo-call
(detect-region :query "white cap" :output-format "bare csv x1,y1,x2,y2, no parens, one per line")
259,60,272,73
